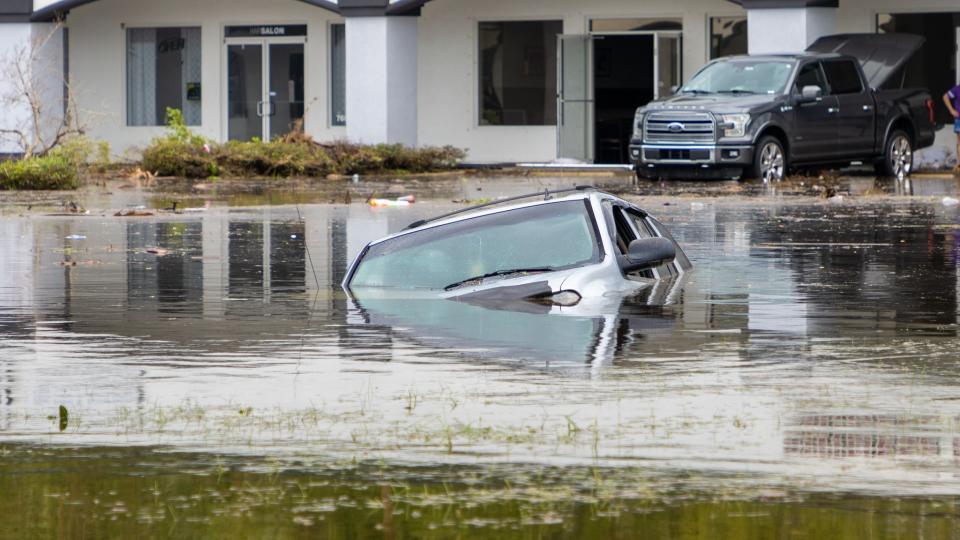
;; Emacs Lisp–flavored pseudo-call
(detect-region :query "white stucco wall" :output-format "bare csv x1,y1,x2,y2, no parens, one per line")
0,23,32,154
747,8,836,55
417,0,744,163
63,0,345,156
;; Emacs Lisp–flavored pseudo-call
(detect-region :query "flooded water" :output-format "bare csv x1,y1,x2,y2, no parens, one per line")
2,176,960,536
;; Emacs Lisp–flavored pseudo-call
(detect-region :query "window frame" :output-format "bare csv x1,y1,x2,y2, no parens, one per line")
329,21,346,128
792,60,830,97
821,59,864,95
707,14,748,60
124,24,203,128
475,17,564,128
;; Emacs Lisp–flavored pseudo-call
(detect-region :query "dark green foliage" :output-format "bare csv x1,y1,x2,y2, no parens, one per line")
0,154,79,190
141,108,218,178
141,137,218,178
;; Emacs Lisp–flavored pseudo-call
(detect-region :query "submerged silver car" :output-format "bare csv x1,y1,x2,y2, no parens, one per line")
343,188,691,304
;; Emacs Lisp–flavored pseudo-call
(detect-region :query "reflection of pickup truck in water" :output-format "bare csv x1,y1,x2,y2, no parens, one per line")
630,34,937,182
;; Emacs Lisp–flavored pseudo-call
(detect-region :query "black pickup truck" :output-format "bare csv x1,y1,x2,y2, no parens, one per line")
629,34,937,182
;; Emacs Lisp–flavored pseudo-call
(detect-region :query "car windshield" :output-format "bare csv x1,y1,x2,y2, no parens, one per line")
681,60,795,95
349,200,601,290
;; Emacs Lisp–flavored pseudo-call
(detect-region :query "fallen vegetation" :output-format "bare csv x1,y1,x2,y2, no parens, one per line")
143,108,466,179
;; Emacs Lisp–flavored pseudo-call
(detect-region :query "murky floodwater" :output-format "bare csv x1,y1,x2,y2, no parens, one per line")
2,176,960,536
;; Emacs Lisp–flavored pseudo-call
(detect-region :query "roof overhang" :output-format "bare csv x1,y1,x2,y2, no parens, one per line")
31,0,433,22
0,0,32,22
727,0,838,8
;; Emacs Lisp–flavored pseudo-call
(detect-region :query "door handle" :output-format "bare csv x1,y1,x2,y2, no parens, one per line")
256,101,264,117
827,107,839,114
268,101,277,117
862,105,873,112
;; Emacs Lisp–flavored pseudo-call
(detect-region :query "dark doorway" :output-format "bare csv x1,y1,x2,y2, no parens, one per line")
593,35,654,164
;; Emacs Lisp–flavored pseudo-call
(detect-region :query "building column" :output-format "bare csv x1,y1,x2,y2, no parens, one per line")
345,14,418,146
742,1,838,55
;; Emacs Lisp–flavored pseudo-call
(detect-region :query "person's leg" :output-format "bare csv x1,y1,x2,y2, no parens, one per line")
954,121,960,172
956,131,960,172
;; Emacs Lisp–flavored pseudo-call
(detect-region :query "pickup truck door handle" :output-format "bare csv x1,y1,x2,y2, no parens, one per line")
827,107,839,114
862,105,873,112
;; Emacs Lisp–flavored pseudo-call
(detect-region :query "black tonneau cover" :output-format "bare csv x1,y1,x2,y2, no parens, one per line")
806,33,925,89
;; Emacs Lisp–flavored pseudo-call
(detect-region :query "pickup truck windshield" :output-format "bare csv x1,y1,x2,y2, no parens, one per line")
349,200,601,290
682,60,795,95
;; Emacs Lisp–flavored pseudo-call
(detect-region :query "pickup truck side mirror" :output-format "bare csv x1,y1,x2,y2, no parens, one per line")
797,85,823,104
623,237,676,273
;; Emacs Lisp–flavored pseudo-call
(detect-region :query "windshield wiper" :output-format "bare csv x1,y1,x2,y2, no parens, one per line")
682,89,712,95
718,89,756,95
443,267,555,292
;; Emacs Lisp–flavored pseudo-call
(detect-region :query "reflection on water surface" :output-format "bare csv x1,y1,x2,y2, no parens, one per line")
2,193,960,533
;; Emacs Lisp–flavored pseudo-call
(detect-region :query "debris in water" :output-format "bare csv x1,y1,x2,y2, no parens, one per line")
943,196,959,207
146,247,170,256
115,208,155,217
369,195,416,208
65,234,86,240
58,405,68,432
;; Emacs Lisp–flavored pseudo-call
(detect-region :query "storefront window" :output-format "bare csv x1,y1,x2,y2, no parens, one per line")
479,20,562,126
331,23,346,127
126,27,201,126
878,13,960,124
710,16,747,59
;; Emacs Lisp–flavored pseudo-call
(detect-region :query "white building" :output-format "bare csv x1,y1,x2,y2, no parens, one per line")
0,0,958,164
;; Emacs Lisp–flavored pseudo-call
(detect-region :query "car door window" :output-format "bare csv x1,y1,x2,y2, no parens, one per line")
822,60,863,94
794,62,828,95
607,205,660,279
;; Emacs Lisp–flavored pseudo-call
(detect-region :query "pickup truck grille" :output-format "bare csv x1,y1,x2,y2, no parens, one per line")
643,112,716,144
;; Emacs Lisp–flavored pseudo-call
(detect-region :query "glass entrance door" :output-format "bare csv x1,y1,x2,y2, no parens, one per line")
226,40,305,141
557,28,683,164
227,43,263,141
557,35,593,162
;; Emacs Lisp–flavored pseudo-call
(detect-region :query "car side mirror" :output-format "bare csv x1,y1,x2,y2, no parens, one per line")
797,85,823,104
623,237,676,273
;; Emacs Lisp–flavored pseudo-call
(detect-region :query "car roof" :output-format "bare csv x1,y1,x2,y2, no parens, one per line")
716,53,849,62
371,189,621,247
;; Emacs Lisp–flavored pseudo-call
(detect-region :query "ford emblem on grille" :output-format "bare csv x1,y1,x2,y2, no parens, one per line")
668,122,685,133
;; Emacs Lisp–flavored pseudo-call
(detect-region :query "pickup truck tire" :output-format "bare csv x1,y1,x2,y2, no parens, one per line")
876,130,913,180
748,136,787,183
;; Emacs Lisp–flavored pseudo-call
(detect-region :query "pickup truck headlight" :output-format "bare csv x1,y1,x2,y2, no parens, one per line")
720,114,750,138
633,110,645,140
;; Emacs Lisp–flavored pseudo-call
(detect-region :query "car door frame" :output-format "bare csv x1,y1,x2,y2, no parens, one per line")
601,199,682,280
821,58,876,159
789,60,839,163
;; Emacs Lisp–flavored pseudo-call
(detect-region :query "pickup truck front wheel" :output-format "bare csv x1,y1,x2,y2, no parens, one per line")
748,136,786,183
877,130,913,180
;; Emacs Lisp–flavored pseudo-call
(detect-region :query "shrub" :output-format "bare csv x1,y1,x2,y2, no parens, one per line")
373,144,466,173
0,154,79,190
141,108,217,178
139,110,466,179
142,137,218,178
324,141,384,174
218,139,332,177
